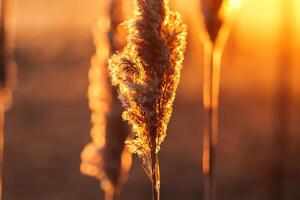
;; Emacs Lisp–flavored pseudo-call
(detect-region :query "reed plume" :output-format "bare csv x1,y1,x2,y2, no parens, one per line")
199,0,241,200
0,0,16,199
108,0,187,199
80,0,131,199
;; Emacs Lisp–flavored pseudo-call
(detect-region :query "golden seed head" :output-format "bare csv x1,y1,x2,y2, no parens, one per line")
109,0,187,158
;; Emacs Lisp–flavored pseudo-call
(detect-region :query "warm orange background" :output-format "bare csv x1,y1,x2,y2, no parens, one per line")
4,0,300,199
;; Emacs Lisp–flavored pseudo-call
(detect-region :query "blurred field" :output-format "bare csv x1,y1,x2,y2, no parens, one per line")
2,0,300,199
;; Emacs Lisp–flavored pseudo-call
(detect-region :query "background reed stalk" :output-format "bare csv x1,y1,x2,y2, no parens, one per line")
200,1,241,199
270,0,294,199
202,41,218,200
0,0,16,198
202,35,227,200
80,0,131,199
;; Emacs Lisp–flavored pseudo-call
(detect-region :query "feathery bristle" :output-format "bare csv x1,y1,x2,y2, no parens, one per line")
109,0,187,161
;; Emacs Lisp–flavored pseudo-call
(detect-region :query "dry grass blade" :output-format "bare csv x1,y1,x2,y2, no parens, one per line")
108,0,187,199
80,0,131,199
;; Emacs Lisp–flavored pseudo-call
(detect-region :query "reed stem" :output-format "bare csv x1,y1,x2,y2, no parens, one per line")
201,2,240,199
202,40,223,200
151,149,160,200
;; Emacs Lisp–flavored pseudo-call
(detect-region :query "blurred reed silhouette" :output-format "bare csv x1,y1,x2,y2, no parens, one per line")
0,0,16,199
199,0,241,199
80,0,132,199
270,0,294,199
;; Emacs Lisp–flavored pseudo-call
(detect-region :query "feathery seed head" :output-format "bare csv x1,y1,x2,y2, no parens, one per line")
109,0,187,159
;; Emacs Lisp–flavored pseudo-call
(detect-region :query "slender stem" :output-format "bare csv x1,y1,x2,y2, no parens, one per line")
201,3,238,199
202,40,222,200
151,150,160,200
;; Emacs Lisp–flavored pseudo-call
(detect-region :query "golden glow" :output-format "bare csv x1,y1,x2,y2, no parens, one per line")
219,0,242,20
219,0,243,37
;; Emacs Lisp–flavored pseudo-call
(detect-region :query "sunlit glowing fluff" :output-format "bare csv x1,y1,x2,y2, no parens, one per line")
80,0,132,198
109,0,187,162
